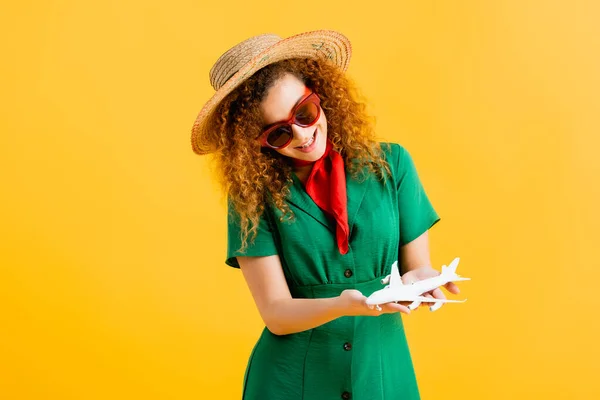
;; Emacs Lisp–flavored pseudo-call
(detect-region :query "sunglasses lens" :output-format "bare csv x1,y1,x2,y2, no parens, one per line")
261,94,320,149
294,102,319,126
267,125,293,148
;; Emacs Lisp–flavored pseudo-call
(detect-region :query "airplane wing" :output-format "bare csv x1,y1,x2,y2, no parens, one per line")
448,257,460,270
413,296,466,303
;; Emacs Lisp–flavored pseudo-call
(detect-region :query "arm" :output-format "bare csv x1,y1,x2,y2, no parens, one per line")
391,143,454,298
238,255,410,336
399,230,433,273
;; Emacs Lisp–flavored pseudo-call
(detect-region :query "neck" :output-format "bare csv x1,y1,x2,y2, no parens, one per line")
293,163,313,184
292,158,316,167
290,140,334,183
290,155,317,177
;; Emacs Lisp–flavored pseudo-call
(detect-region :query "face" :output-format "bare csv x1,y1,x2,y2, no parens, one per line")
259,73,327,162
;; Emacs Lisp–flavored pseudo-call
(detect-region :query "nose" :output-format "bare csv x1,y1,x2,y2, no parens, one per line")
291,124,314,146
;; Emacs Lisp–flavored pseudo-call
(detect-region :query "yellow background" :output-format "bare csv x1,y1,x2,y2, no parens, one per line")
2,1,599,399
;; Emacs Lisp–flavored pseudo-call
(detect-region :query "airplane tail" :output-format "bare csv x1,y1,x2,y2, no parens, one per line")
440,257,470,281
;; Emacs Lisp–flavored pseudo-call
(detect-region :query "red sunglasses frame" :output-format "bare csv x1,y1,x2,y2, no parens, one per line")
258,89,321,149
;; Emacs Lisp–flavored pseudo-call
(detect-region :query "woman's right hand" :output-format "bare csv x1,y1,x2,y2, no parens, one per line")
338,289,411,316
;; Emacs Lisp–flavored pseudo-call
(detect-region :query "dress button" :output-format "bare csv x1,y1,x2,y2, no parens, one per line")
344,269,353,278
341,392,351,400
343,342,352,351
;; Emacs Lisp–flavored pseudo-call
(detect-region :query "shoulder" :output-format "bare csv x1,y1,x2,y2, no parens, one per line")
378,141,409,157
377,142,411,172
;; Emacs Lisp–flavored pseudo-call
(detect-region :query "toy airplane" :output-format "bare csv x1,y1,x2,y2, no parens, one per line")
366,257,470,312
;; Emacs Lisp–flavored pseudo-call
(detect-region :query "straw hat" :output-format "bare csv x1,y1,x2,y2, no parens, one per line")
190,30,352,155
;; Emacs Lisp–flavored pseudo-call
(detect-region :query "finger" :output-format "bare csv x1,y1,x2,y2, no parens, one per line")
431,287,446,300
351,293,367,303
419,293,434,308
444,281,460,294
382,302,411,315
356,294,368,303
395,301,416,311
345,289,365,299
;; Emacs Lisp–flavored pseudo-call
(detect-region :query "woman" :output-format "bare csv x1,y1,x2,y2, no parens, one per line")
191,30,459,400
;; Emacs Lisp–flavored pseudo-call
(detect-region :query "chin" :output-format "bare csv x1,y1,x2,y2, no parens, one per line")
300,144,326,162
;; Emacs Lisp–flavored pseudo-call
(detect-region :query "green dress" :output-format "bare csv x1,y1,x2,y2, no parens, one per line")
226,143,440,400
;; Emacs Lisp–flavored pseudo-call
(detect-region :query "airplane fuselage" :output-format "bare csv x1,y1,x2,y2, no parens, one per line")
367,275,457,305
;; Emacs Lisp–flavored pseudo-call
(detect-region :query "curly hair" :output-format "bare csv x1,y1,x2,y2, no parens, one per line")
203,57,390,252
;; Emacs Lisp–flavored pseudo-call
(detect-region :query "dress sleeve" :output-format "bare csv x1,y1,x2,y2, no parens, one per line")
392,144,441,246
225,199,279,268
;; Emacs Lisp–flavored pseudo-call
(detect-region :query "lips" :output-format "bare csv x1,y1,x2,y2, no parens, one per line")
295,130,317,149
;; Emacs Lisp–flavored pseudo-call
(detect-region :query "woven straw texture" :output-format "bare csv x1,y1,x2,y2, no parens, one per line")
191,30,351,155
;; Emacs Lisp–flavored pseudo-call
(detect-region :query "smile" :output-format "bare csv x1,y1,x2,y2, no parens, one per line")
296,130,316,149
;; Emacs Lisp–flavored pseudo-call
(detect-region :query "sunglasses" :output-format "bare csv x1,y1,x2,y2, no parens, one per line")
258,89,321,149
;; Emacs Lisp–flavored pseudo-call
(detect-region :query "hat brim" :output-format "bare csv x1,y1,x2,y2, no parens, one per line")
191,30,352,155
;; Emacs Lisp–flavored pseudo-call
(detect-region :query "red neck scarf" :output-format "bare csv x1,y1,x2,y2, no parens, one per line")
292,140,349,255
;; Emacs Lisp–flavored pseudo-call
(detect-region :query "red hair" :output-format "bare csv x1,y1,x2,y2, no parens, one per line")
204,58,390,251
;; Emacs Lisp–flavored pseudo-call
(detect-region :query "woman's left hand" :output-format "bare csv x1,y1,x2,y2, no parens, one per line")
401,266,461,309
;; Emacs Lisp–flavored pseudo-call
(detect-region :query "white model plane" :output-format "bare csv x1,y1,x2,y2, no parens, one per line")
366,257,470,312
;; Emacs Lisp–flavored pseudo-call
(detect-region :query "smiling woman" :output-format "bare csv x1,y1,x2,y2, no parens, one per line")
202,54,390,252
190,30,448,400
